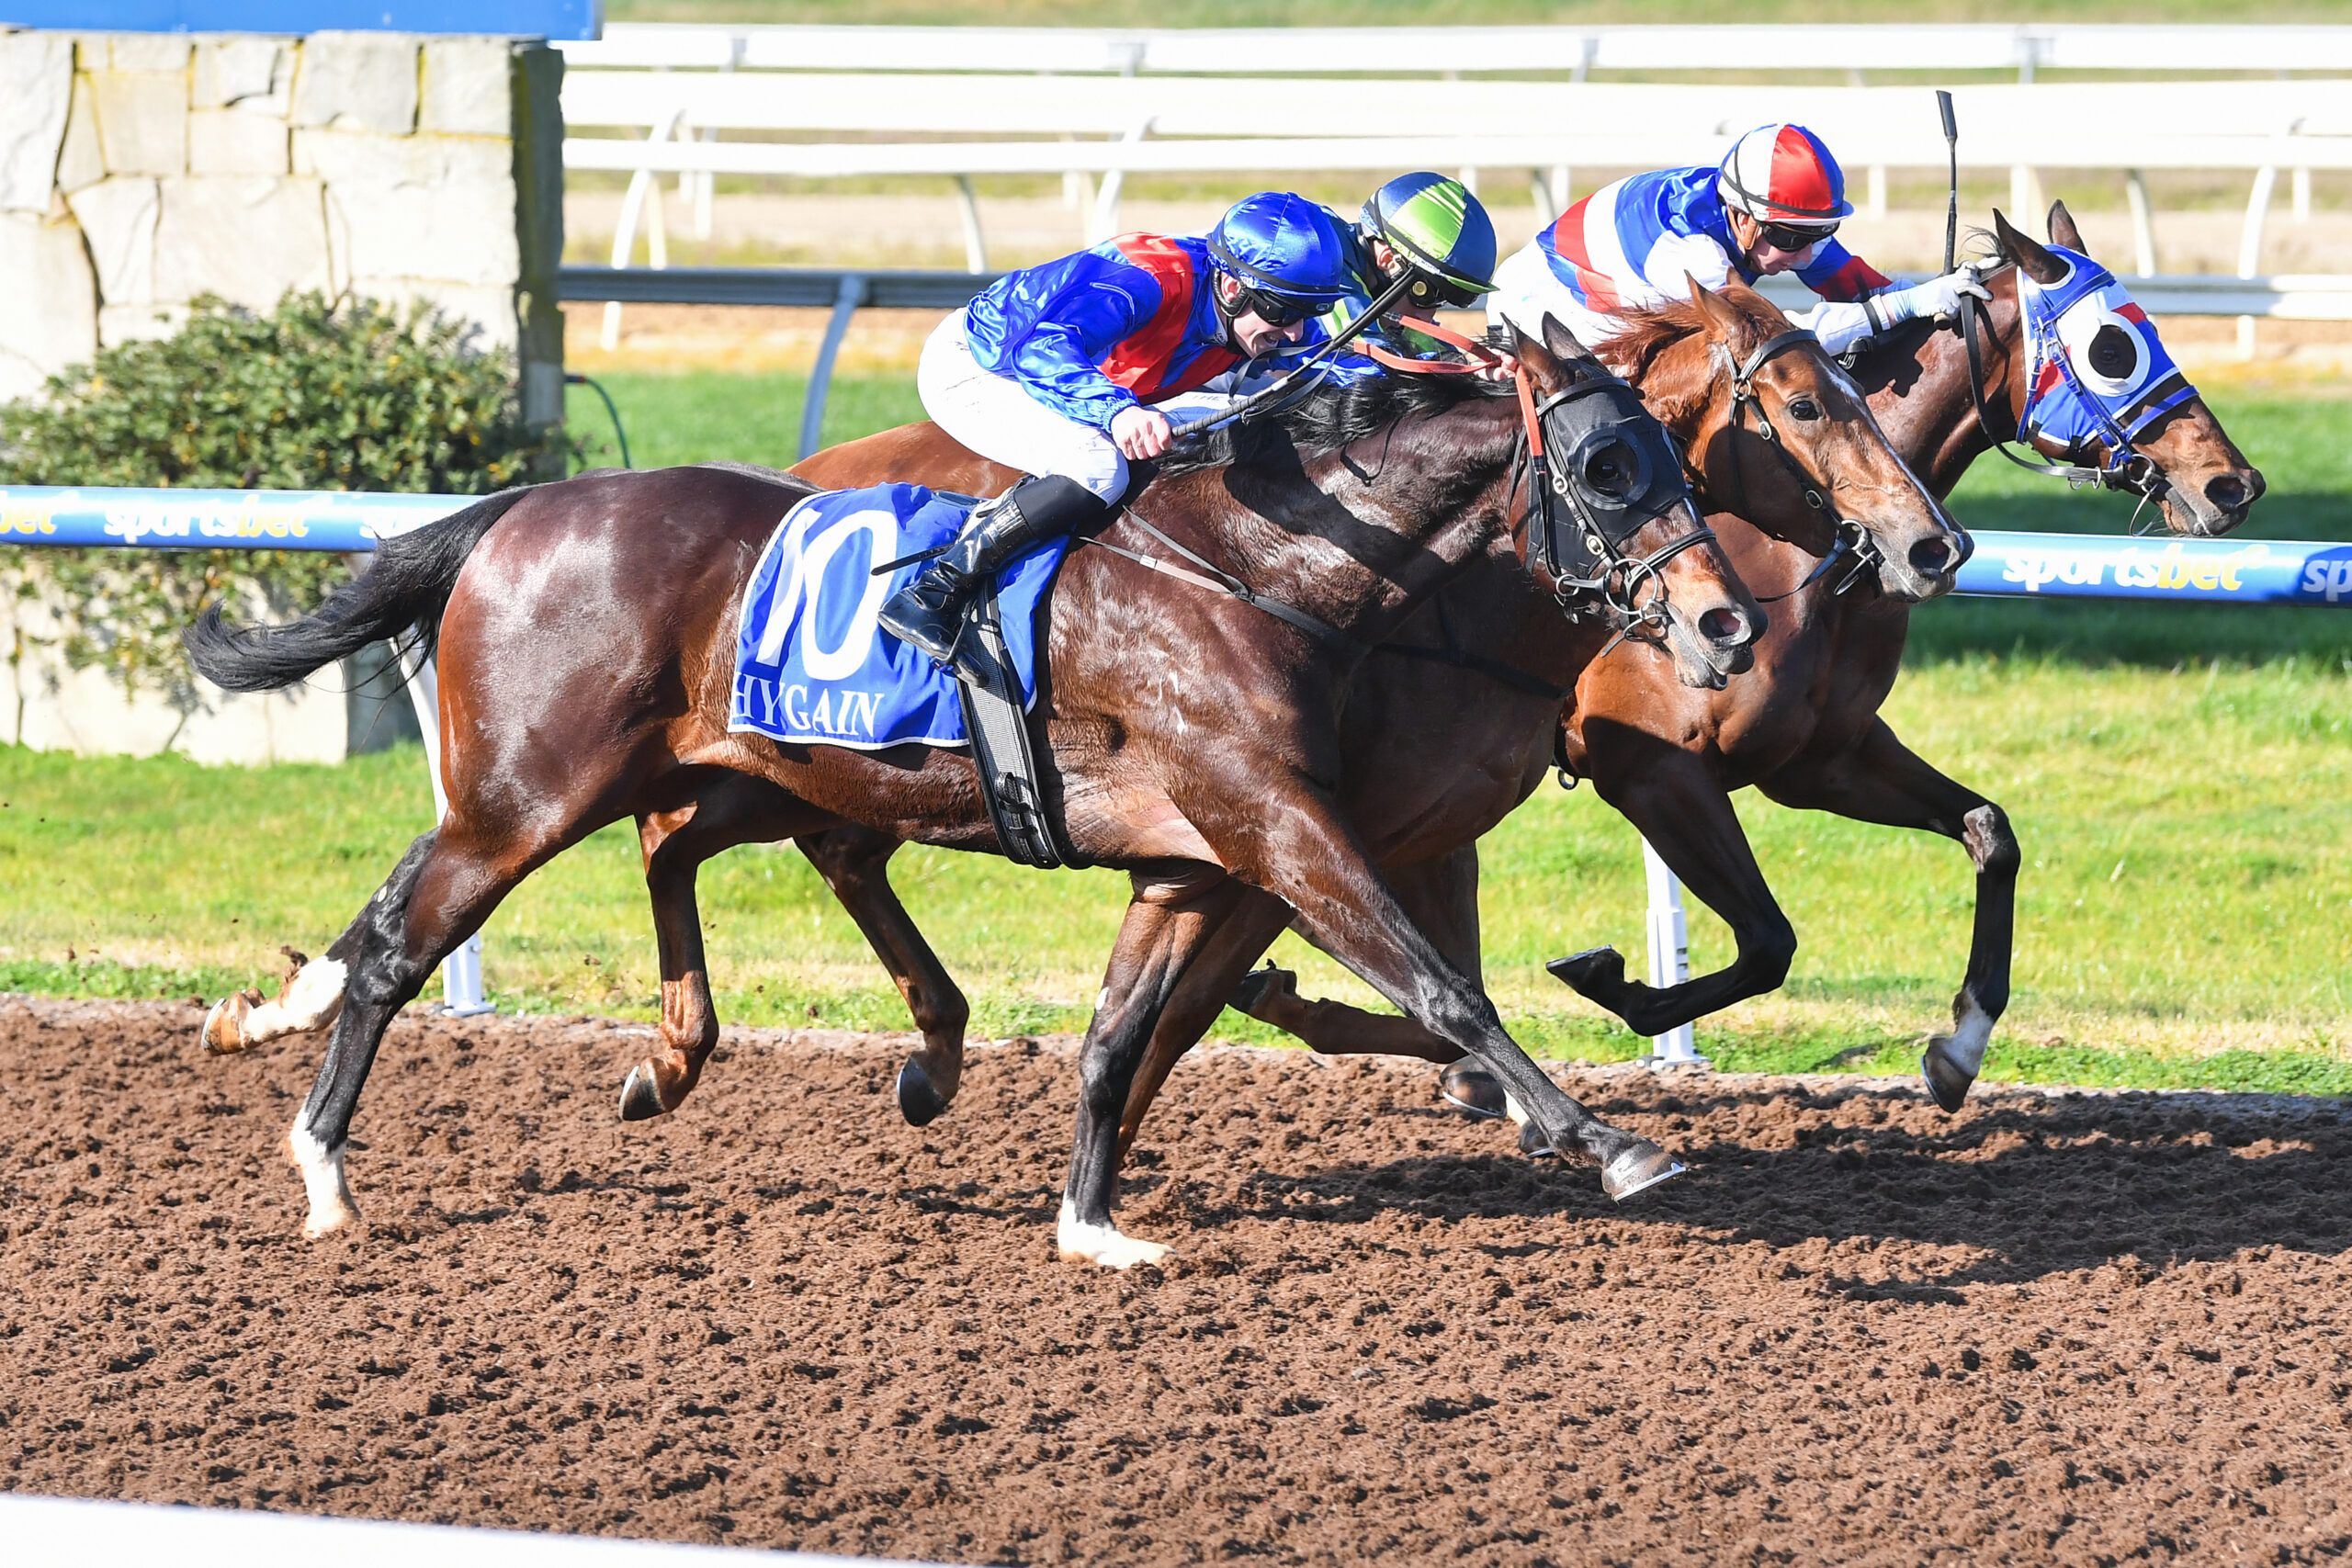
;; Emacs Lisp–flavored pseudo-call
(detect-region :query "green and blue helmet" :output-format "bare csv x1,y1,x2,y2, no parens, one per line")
1360,172,1498,310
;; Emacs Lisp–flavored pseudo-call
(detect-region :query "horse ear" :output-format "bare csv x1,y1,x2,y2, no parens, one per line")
1687,272,1752,344
1720,277,1792,329
2046,198,2087,254
1515,320,1562,384
1540,312,1596,366
1995,208,2069,286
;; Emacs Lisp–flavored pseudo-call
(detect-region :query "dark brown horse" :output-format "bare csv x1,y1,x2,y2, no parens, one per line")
1134,203,2267,1137
429,278,1951,1164
190,327,1761,1265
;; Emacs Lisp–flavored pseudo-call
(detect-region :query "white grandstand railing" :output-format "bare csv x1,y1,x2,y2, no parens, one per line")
553,22,2352,77
560,77,2347,299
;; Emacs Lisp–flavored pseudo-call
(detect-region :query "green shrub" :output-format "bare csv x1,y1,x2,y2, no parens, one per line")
0,291,561,713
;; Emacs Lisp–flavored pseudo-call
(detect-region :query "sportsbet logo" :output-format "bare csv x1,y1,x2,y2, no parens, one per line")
1999,539,2273,593
1988,537,2352,603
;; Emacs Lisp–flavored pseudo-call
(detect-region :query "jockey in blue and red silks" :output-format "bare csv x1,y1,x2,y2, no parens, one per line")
879,191,1361,666
1487,122,1989,358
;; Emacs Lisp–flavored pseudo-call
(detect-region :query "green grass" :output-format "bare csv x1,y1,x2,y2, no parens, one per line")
4,371,2346,1099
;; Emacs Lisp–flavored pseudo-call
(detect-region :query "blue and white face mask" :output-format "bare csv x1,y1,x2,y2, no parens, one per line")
2015,248,2198,470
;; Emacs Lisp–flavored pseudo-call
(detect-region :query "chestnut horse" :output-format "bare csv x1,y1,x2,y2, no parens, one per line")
190,328,1760,1266
1134,204,2267,1139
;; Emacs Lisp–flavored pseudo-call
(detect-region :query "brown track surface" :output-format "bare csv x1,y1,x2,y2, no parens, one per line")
4,996,2348,1564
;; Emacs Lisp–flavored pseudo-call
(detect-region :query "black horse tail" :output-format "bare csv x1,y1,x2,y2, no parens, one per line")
183,488,531,694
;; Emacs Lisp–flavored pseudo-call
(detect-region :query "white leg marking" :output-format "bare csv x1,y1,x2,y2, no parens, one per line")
1056,1198,1170,1269
287,1123,360,1237
1939,991,1996,1077
215,957,348,1052
1503,1091,1528,1127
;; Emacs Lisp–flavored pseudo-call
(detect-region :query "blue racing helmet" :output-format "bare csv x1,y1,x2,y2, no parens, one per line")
1206,192,1360,314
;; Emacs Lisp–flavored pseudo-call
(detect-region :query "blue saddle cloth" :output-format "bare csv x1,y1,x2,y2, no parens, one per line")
729,483,1070,750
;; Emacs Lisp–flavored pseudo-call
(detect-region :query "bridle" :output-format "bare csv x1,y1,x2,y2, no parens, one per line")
1360,319,1720,641
1956,262,2178,529
1713,328,1894,601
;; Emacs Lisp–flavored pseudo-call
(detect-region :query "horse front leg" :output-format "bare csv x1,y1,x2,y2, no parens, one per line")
1547,729,1799,1038
1060,867,1246,1269
1758,717,2018,1112
796,825,972,1126
1114,886,1295,1160
1202,780,1680,1199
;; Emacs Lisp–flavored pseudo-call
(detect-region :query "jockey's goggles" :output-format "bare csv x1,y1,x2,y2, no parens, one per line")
1752,218,1838,252
1233,286,1318,328
1402,269,1488,311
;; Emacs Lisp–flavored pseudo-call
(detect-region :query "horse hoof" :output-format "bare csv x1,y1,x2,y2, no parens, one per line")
1519,1120,1556,1159
1601,1141,1685,1201
1438,1064,1508,1120
897,1058,950,1127
1546,946,1626,1000
1229,964,1295,1020
1056,1201,1170,1270
201,991,257,1055
616,1063,668,1122
1919,1043,1974,1115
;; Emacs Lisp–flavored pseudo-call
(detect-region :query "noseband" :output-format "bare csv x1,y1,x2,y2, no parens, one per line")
1711,329,1887,601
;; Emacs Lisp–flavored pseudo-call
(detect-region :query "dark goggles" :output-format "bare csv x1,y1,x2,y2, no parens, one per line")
1752,217,1838,253
1233,285,1318,328
1401,269,1487,311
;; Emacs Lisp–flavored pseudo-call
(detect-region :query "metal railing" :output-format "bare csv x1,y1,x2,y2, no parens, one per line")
556,264,2352,463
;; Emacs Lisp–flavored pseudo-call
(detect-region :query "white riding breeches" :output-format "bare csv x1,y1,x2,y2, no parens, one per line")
918,310,1130,502
1484,243,1642,359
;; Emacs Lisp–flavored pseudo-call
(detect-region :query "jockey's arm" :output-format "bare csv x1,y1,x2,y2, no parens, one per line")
1792,236,1987,356
1006,317,1140,431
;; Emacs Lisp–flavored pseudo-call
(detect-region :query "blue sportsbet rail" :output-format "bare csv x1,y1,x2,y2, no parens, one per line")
4,486,2349,607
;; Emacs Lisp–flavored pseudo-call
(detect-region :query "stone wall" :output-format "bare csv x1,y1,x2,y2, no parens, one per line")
0,28,562,414
0,28,561,765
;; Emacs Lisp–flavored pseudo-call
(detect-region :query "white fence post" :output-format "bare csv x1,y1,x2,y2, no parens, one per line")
394,646,492,1017
1641,838,1704,1067
2238,164,2278,359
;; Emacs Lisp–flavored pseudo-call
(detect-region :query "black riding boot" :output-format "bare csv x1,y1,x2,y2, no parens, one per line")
878,474,1111,666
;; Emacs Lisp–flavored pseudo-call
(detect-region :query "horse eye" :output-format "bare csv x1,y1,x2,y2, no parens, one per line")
2089,324,2138,379
1786,397,1822,422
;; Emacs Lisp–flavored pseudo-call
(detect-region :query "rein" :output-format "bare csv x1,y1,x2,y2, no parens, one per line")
1080,508,1368,661
1714,328,1881,603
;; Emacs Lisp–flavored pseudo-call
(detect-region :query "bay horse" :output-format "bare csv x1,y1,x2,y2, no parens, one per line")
1128,203,2266,1138
189,326,1763,1266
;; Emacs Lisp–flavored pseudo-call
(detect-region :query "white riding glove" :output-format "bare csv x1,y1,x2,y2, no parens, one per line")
1797,265,1990,357
1874,265,1991,328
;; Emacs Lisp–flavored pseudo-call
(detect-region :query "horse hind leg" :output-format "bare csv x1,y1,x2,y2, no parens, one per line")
797,825,971,1127
287,820,542,1236
617,780,852,1122
202,944,349,1055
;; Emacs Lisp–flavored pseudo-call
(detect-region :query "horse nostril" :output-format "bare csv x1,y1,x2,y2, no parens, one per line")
2191,472,2248,510
1698,606,1749,646
1908,537,1955,576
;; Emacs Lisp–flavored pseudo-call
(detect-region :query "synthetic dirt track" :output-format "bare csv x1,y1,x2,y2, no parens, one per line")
4,997,2348,1565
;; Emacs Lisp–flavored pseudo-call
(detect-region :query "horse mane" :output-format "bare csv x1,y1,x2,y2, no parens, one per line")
1159,363,1514,478
1601,289,1790,388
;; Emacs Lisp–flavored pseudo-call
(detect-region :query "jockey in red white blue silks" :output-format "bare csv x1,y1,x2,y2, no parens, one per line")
879,191,1361,667
1487,122,1989,358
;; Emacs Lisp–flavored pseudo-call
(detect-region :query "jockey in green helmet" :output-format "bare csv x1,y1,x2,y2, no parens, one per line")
1321,173,1500,363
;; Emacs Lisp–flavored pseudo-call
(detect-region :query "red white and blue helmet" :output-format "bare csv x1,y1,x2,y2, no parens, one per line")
1716,123,1856,228
1207,191,1360,308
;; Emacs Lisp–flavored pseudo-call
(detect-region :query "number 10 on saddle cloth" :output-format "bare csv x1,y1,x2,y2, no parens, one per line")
729,483,1072,750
